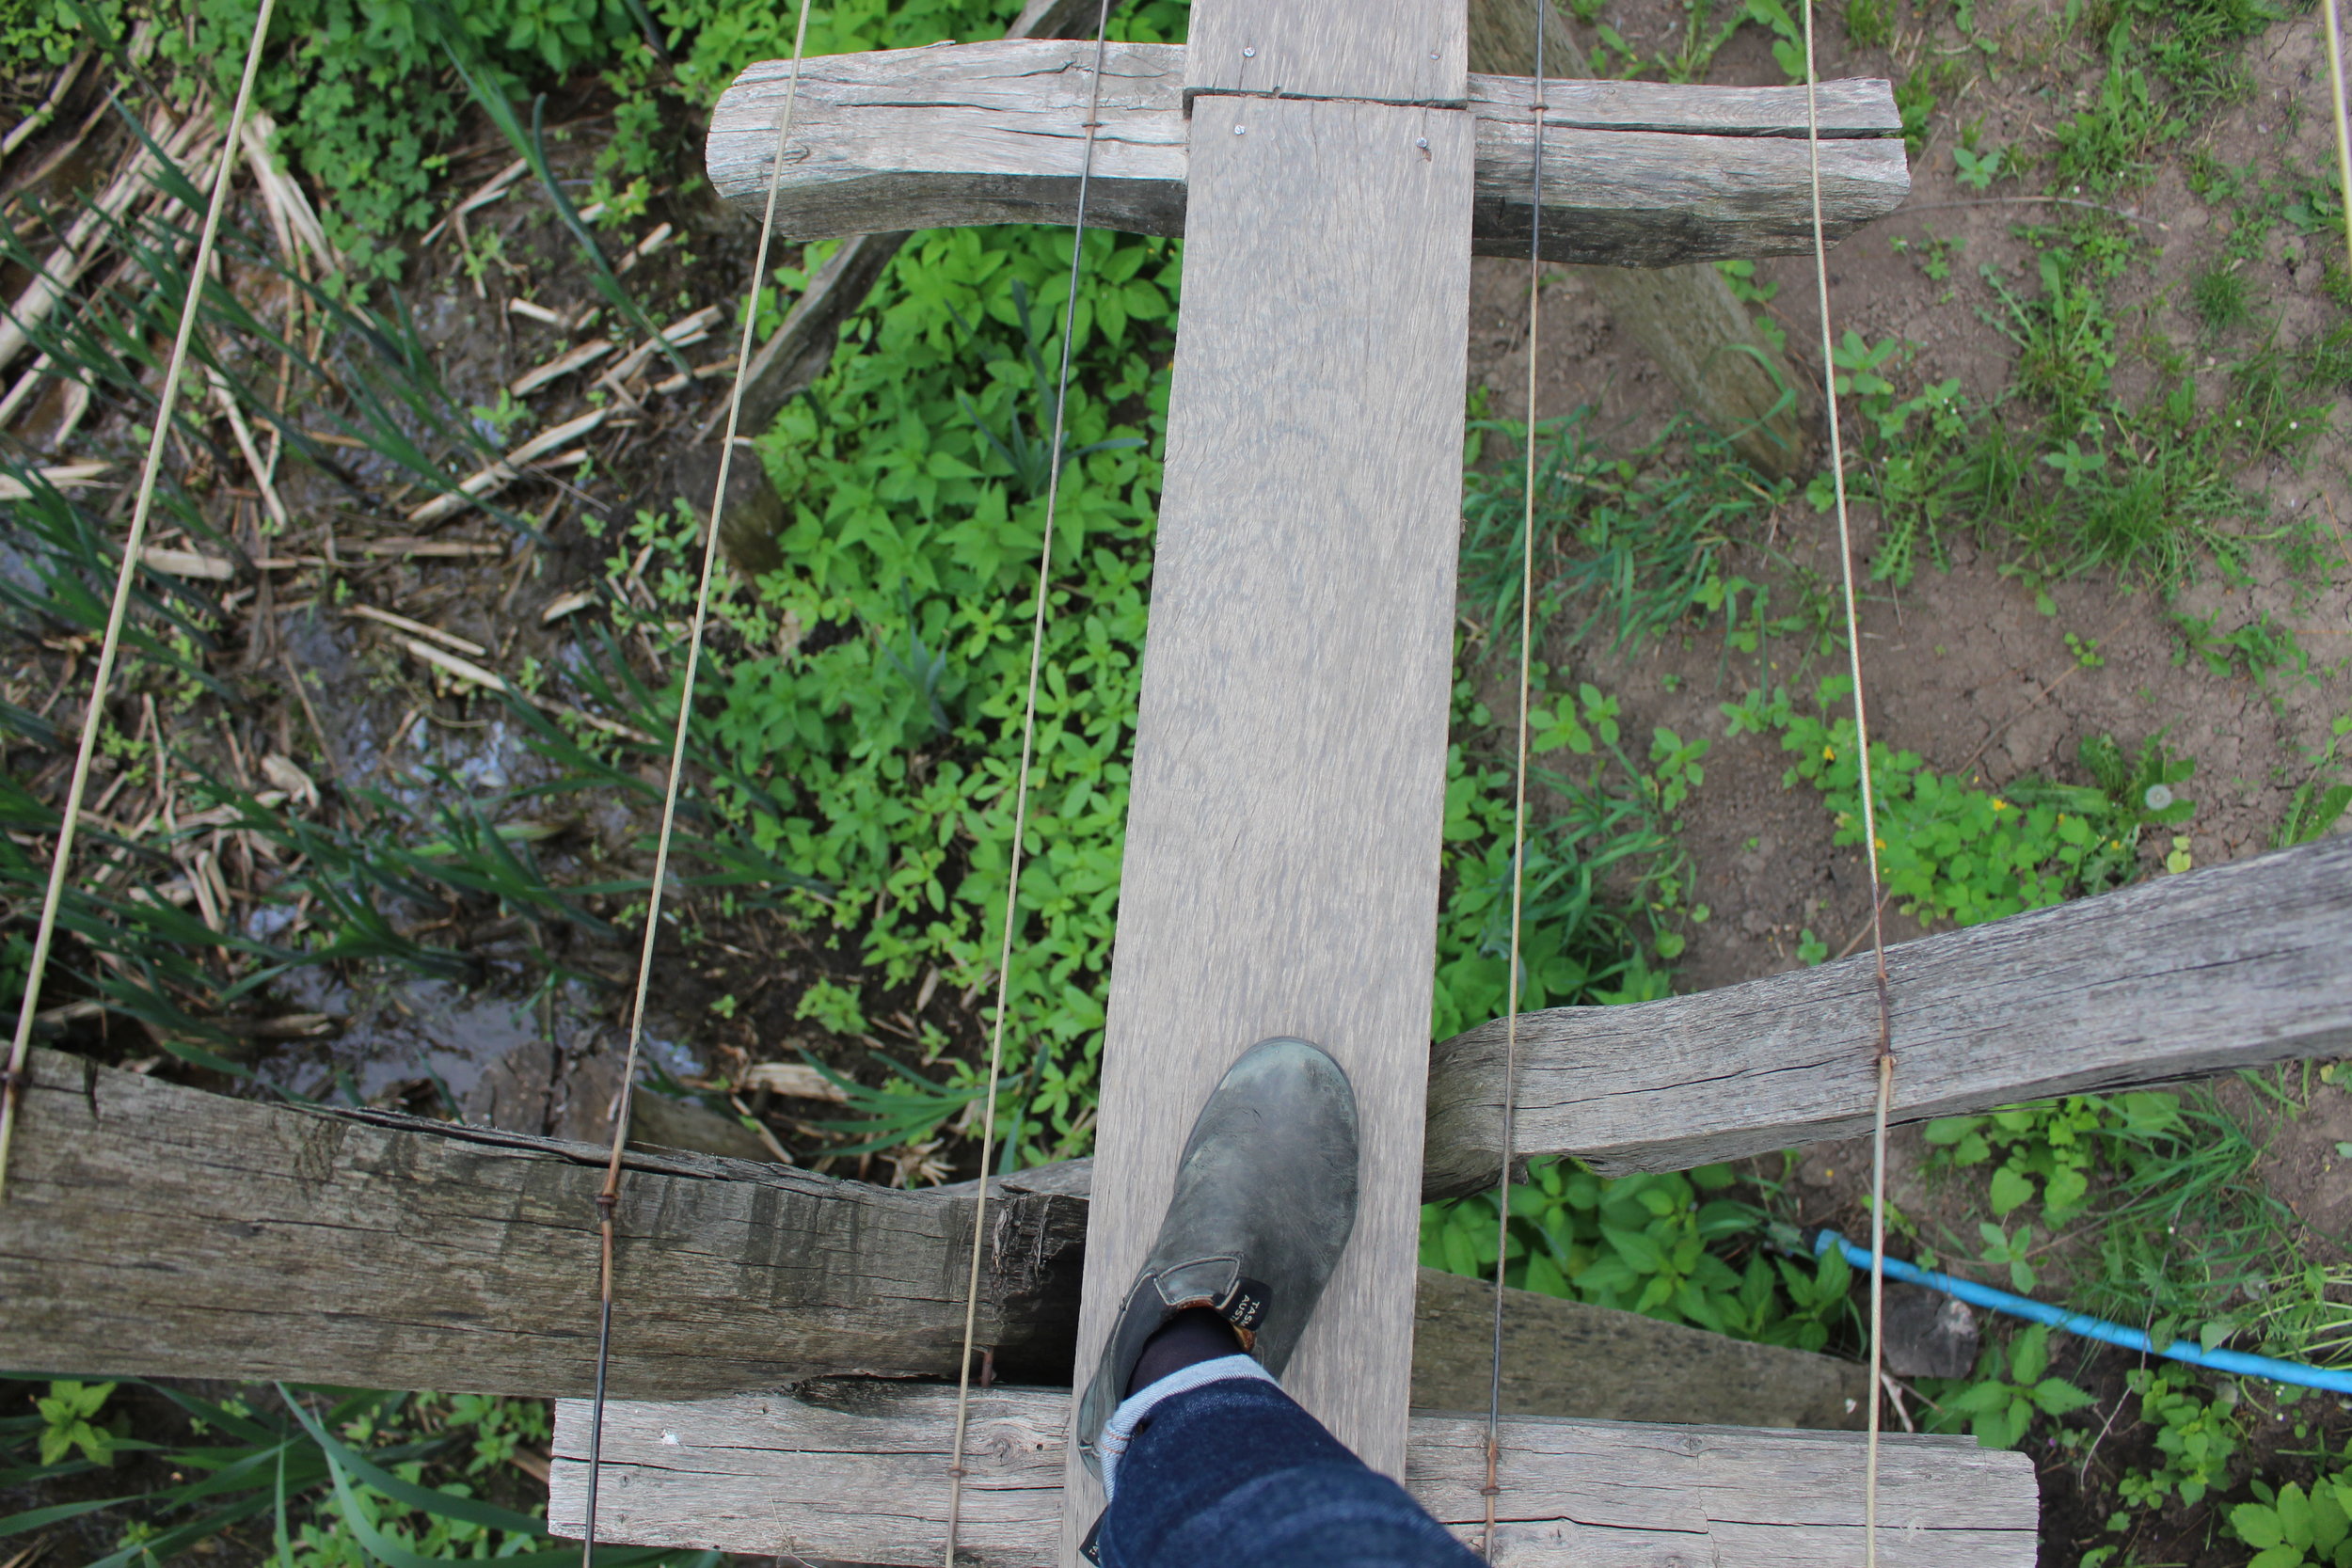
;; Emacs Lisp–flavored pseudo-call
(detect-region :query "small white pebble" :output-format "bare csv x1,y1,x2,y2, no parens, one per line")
661,1431,682,1446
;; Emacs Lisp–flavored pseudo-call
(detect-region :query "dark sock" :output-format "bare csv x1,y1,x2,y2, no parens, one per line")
1125,1307,1244,1398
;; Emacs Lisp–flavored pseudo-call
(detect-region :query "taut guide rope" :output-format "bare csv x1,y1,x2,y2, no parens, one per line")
1801,2,1898,1561
943,6,1117,1560
2327,0,2352,340
0,0,278,1201
580,0,815,1558
1480,0,1547,1555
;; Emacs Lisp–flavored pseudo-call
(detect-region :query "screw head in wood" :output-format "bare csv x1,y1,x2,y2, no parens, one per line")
1243,45,1255,56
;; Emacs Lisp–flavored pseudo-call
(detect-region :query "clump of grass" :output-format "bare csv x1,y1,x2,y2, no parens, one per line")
1844,0,1893,49
0,1375,711,1567
1459,410,1791,655
1984,250,2117,434
2188,264,2252,333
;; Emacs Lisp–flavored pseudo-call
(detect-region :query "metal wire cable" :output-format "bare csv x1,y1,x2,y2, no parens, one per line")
2327,0,2352,292
943,8,1116,1562
0,0,278,1201
1800,5,1897,1562
1481,6,1546,1555
579,0,814,1558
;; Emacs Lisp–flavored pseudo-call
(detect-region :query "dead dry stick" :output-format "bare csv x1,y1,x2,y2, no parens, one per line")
0,105,213,375
399,637,657,745
278,651,335,777
342,604,487,657
207,368,292,532
407,408,609,523
0,0,278,1202
1,53,87,160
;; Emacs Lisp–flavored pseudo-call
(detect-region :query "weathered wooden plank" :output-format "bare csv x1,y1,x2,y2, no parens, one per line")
1182,0,1466,107
0,1046,1084,1396
545,1384,2036,1566
705,43,1909,263
7,1047,1874,1420
1425,836,2352,1196
1410,1266,1865,1430
1066,90,1475,1521
18,843,2350,1393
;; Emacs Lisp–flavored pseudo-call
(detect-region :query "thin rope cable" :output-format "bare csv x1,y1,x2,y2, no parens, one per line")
1482,8,1545,1557
1801,6,1896,1563
579,2,813,1560
943,9,1114,1563
0,0,276,1202
2326,0,2352,286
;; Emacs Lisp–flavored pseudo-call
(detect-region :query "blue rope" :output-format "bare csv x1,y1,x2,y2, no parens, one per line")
1812,1229,2352,1395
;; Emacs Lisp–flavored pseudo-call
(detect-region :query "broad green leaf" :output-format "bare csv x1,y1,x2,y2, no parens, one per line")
1987,1164,2034,1216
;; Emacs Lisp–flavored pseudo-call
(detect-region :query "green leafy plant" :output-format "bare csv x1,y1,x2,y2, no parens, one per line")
2235,1448,2352,1567
1421,1161,1856,1349
2117,1363,2241,1510
2172,610,2312,689
2278,716,2352,848
1725,679,2195,927
0,1378,707,1567
1953,143,2005,190
1935,1323,2096,1449
35,1381,121,1468
1925,1092,2183,1223
1459,409,1790,652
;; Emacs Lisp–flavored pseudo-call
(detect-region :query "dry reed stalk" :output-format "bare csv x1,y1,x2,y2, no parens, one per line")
0,103,213,373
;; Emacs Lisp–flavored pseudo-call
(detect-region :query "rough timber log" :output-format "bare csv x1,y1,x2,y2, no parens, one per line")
705,41,1909,265
10,840,2347,1393
0,1046,1086,1397
1424,836,2352,1196
0,1041,1864,1420
543,1384,2038,1567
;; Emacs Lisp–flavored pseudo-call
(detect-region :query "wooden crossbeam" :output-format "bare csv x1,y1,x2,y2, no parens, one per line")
0,1047,1086,1397
705,41,1909,264
540,1384,2038,1566
4,1059,1872,1426
12,840,2347,1398
1423,835,2352,1194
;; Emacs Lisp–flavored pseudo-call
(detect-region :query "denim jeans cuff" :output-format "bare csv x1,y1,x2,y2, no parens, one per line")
1096,1354,1274,1498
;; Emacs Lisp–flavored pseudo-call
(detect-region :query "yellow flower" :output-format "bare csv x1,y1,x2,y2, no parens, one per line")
1823,746,1836,760
1991,799,2009,812
1873,836,1886,849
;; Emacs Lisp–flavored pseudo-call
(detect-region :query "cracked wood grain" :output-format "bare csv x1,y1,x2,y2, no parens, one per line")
0,1046,1085,1396
705,40,1908,264
1422,836,2352,1196
544,1382,2036,1566
13,844,2344,1394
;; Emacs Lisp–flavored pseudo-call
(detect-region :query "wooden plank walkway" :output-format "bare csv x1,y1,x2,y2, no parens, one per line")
545,1384,2038,1567
1064,81,1475,1534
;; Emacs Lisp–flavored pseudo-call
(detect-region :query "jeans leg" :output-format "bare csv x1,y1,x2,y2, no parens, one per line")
1092,1376,1482,1568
